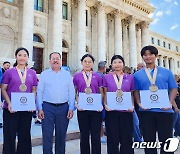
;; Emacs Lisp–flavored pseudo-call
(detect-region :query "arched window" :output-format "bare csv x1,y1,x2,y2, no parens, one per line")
33,34,43,43
62,40,68,48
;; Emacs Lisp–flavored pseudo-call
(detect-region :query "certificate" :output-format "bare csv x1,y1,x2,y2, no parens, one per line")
140,89,171,109
106,92,133,110
78,93,102,111
11,92,36,111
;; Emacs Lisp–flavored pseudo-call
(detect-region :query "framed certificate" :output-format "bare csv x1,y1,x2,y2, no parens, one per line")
11,92,36,111
106,92,133,110
140,89,171,109
78,93,102,111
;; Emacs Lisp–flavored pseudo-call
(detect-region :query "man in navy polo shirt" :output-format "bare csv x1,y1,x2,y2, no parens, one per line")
134,45,177,154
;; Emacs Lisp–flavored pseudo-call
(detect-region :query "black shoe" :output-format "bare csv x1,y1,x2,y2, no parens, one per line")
35,120,41,125
0,123,3,128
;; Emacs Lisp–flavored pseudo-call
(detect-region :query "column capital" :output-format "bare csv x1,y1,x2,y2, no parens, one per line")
141,21,150,29
91,6,98,16
127,15,136,23
122,19,129,27
96,1,106,11
136,24,141,31
72,0,78,8
112,9,124,17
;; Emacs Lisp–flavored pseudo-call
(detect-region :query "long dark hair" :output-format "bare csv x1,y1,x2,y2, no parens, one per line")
13,47,29,67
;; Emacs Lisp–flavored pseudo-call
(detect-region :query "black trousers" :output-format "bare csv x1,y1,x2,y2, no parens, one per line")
141,111,174,154
105,111,134,154
77,110,102,154
3,109,32,154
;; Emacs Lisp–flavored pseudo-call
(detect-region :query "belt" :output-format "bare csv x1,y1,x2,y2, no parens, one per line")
44,101,67,107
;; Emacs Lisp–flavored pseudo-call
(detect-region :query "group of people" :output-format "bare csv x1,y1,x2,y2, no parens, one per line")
0,45,179,154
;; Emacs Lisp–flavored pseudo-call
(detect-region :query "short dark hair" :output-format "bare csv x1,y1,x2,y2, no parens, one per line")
111,55,125,65
141,45,158,57
81,54,95,63
98,61,106,69
3,61,10,65
49,52,61,60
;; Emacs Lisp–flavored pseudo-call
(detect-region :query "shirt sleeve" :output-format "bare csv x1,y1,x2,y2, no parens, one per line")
73,74,78,87
32,70,38,86
168,70,177,89
36,73,45,110
2,70,11,84
68,74,76,111
103,75,108,88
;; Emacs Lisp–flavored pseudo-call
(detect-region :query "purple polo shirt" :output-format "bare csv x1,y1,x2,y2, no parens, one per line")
103,73,135,92
73,71,103,93
2,67,38,109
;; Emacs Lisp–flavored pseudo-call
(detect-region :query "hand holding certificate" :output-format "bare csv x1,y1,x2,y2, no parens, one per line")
106,92,133,111
78,93,103,111
11,92,36,111
140,89,172,109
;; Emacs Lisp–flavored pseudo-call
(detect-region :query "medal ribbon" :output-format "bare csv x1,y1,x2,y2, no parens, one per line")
82,71,92,88
113,73,123,90
144,66,157,85
16,67,27,84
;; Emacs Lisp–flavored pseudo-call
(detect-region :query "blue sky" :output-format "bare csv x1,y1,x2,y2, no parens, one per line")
149,0,180,41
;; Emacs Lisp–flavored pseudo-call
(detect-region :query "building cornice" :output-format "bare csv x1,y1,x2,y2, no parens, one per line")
149,30,180,44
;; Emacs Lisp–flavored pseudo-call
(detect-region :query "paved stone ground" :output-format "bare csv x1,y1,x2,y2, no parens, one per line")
0,109,180,154
32,139,180,154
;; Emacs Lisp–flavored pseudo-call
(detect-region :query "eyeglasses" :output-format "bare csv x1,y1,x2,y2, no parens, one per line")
51,58,61,61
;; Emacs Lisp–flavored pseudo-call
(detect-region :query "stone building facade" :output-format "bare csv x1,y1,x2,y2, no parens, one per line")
0,0,179,74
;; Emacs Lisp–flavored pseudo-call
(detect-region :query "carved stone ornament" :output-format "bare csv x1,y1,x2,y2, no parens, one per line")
3,7,10,18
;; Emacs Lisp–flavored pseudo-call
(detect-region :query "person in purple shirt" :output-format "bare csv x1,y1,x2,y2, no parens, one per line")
73,54,103,154
103,55,134,154
1,47,38,154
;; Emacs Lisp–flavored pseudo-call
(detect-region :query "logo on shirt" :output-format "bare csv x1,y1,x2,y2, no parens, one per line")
20,97,27,104
116,97,123,103
150,94,159,102
87,97,93,104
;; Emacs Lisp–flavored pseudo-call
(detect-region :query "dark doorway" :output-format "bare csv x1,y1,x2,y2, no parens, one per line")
33,47,43,74
62,52,67,66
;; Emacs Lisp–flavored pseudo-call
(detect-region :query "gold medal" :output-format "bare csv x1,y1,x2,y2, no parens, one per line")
145,66,158,92
149,84,158,92
84,87,92,94
116,89,123,97
19,83,27,92
16,67,27,92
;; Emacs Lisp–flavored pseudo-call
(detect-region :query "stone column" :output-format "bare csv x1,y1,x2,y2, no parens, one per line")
97,2,106,62
114,10,123,56
174,58,177,74
21,0,34,61
128,16,137,68
170,58,175,74
122,20,129,66
77,0,86,69
52,0,62,54
141,21,149,47
159,55,164,67
136,24,142,63
165,56,169,69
